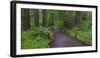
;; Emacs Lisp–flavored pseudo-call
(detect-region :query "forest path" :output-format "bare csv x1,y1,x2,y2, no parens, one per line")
50,28,88,48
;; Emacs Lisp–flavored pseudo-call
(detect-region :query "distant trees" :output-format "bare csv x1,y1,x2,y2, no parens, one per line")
74,11,84,26
21,9,92,32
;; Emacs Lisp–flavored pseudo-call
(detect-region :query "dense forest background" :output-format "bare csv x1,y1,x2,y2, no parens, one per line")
21,8,92,49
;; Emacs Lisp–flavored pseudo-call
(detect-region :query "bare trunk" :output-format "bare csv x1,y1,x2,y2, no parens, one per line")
21,9,30,31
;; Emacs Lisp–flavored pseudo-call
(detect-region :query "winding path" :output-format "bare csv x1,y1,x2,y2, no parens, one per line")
50,28,88,48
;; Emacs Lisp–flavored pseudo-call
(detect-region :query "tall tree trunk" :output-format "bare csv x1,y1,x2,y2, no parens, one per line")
51,13,54,26
21,9,30,31
33,9,39,27
42,10,48,27
49,11,55,27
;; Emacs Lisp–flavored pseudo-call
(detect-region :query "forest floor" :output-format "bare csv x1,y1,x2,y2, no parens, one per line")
50,28,89,48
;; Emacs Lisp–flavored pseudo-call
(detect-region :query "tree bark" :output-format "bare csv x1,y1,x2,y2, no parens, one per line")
42,10,48,27
21,9,30,31
33,9,39,27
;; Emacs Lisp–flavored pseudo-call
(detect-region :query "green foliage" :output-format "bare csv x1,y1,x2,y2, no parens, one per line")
68,27,92,45
21,27,51,49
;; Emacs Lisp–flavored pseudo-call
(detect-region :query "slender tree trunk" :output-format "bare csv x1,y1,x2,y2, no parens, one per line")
51,13,54,26
21,9,30,31
49,11,55,27
33,9,39,27
42,10,48,27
